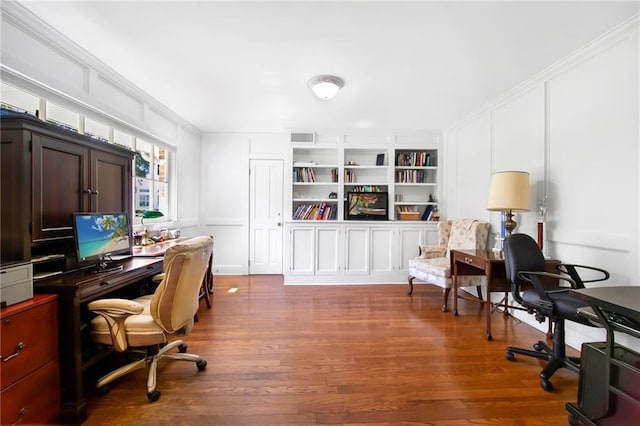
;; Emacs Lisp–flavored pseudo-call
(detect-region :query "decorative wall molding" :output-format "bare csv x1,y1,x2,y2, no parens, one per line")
1,0,200,141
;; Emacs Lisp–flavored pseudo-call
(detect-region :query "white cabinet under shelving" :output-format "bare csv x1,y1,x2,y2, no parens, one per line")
288,225,340,276
284,221,438,284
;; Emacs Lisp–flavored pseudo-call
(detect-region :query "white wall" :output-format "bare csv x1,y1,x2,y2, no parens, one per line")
444,17,639,350
200,133,287,274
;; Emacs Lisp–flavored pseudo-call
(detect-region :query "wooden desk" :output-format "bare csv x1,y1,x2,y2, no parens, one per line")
131,238,186,257
450,249,559,341
33,257,163,425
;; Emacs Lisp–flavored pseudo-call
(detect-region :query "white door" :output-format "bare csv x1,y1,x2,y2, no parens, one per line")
249,159,283,274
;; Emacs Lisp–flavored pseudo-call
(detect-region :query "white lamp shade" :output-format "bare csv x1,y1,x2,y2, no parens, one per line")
309,75,344,100
487,171,531,212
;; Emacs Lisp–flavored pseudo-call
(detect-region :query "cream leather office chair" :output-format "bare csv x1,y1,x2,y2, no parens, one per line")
88,236,213,402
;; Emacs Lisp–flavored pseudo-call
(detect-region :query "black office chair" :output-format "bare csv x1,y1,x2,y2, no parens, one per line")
503,233,609,392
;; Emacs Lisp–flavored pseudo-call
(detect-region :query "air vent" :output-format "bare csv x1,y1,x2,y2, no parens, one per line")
290,132,315,143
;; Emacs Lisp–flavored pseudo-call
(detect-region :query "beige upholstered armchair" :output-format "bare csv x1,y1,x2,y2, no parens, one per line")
408,219,490,311
88,236,214,402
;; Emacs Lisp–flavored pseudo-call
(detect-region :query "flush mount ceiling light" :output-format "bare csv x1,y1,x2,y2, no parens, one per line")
309,75,344,100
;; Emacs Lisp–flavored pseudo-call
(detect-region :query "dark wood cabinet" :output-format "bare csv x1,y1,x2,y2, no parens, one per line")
32,133,89,243
90,148,132,213
0,129,31,263
1,112,138,424
0,112,135,271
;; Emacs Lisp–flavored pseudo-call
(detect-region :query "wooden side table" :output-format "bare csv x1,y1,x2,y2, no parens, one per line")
450,249,559,341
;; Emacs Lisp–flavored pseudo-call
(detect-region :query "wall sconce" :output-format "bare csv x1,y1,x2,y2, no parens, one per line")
487,171,531,236
308,75,344,100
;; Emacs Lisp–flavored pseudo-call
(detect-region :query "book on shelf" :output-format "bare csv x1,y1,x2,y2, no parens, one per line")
349,185,383,192
421,205,434,221
396,151,432,167
316,202,327,220
293,202,336,220
293,167,316,183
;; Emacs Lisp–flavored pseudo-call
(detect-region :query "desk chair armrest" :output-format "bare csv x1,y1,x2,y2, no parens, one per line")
88,299,145,352
555,263,610,287
88,298,145,316
516,270,577,304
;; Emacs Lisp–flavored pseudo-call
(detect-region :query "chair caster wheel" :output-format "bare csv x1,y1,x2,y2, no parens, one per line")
196,359,207,371
506,351,515,361
147,390,161,402
96,385,110,396
541,378,553,392
533,342,544,352
178,343,188,353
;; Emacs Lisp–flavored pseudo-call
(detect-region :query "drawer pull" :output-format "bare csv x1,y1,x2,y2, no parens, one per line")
2,341,25,362
464,257,472,264
19,407,28,418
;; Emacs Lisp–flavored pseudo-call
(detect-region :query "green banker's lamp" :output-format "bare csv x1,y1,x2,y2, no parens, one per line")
136,209,164,226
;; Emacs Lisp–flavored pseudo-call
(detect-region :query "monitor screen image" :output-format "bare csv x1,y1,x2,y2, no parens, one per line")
73,212,132,263
346,192,389,220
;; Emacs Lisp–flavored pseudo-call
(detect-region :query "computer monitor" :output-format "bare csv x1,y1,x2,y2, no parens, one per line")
345,191,389,220
72,212,132,273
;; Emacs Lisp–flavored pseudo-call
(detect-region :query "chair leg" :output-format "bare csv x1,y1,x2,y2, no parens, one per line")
408,276,414,295
476,285,483,300
506,318,578,392
96,357,147,389
441,288,450,312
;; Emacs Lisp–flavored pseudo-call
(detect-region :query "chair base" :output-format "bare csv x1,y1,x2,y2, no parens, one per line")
96,340,207,401
505,319,579,392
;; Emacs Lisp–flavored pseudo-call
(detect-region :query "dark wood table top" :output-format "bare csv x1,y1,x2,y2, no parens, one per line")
571,286,640,323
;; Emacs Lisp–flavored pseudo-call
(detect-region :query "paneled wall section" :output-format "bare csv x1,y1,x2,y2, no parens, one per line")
444,18,639,350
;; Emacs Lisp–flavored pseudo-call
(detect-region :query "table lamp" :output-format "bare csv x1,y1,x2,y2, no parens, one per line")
137,209,164,225
487,171,530,236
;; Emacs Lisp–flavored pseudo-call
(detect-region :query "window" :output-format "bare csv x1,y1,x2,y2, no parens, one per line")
84,117,110,142
46,101,79,131
0,82,39,114
113,129,135,150
135,139,171,216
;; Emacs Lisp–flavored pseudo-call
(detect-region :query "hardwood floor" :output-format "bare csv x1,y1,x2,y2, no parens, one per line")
82,275,579,425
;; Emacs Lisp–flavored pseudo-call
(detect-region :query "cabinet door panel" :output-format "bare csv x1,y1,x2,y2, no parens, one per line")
290,227,314,275
91,150,131,213
1,130,31,262
32,134,89,242
371,228,393,273
344,227,369,275
399,227,423,272
316,227,339,275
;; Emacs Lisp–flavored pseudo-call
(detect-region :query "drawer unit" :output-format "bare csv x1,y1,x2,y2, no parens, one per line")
0,262,33,307
0,294,59,425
